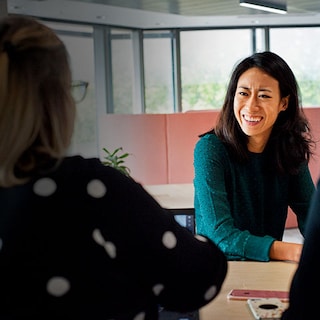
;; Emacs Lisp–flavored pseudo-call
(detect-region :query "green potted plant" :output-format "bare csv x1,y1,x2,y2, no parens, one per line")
102,147,131,177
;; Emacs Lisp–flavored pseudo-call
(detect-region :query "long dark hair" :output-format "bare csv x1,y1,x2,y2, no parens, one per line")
213,51,314,175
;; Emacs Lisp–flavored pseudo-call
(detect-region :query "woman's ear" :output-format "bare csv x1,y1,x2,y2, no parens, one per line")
281,95,289,111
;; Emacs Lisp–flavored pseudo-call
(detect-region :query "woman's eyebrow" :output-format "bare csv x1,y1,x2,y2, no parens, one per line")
237,85,273,92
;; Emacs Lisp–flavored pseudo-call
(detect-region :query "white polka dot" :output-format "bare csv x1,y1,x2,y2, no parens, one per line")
162,231,177,249
87,179,107,198
92,228,105,246
33,178,57,196
92,229,117,259
204,285,217,301
104,241,117,259
0,238,2,251
195,235,208,242
152,283,164,296
47,277,70,297
133,312,146,320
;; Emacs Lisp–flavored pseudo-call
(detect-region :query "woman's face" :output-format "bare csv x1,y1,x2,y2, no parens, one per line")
233,67,289,152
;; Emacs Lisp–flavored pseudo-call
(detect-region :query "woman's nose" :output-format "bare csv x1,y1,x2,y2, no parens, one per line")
245,95,259,111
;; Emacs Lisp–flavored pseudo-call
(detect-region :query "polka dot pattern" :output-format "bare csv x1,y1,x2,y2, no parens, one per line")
87,179,107,198
1,158,226,318
47,277,70,297
33,178,57,196
195,235,208,242
162,231,177,249
204,285,217,301
92,228,105,246
104,241,117,259
152,283,164,296
92,228,117,259
133,312,145,320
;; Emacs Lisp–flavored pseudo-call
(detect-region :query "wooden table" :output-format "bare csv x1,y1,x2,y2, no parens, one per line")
200,261,297,320
143,183,194,209
145,184,298,319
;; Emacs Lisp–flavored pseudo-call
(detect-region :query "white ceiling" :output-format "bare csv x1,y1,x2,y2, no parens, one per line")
7,0,320,29
65,0,320,16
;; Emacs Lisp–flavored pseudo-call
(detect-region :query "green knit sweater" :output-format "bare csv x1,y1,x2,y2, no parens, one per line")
193,133,315,261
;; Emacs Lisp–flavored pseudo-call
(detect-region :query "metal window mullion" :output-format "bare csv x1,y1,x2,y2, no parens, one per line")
132,30,145,113
172,29,182,113
252,27,257,53
264,26,270,51
93,26,113,115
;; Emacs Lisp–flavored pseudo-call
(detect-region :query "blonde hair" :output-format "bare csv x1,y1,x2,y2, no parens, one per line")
0,16,76,187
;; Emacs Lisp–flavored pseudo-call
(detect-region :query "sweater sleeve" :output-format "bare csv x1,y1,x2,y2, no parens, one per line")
193,134,275,261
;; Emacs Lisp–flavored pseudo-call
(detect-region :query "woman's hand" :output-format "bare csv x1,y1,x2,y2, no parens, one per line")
269,240,303,263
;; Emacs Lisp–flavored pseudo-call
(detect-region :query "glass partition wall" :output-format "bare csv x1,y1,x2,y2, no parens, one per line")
44,20,320,158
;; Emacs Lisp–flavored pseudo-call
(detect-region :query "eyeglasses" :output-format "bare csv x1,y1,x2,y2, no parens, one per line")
71,80,89,103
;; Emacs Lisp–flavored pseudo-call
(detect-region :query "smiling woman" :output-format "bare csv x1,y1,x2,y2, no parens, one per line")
193,51,316,263
233,67,289,153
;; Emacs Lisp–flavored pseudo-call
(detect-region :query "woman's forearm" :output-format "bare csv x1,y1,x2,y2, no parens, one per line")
269,240,302,263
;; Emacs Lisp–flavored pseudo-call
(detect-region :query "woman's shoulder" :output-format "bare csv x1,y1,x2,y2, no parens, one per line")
196,131,227,153
56,155,129,181
194,131,232,168
60,155,105,173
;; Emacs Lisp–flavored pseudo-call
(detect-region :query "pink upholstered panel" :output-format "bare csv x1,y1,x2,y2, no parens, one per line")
166,111,219,183
285,108,320,228
99,114,168,185
98,108,320,229
304,107,320,184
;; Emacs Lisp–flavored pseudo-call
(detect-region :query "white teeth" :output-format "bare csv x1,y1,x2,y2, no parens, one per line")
243,115,261,122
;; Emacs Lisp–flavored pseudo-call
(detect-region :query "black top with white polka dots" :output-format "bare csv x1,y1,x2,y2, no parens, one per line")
0,156,227,319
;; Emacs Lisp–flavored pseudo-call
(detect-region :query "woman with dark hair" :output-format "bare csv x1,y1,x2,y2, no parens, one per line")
194,51,315,262
0,16,227,319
